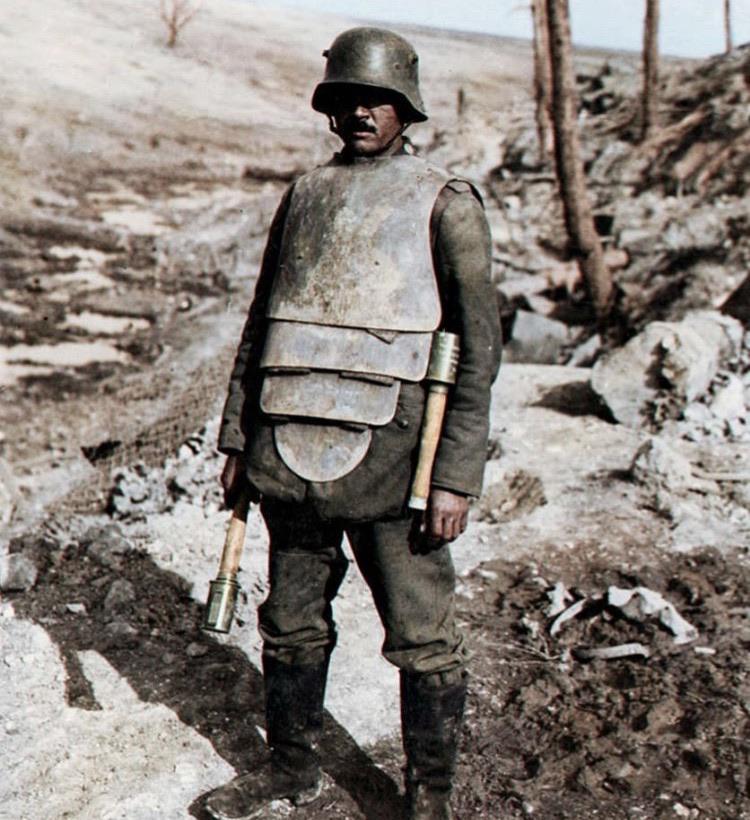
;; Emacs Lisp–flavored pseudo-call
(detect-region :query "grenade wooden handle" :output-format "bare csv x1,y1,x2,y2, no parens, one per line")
409,385,449,511
409,331,460,512
217,488,251,575
202,486,251,633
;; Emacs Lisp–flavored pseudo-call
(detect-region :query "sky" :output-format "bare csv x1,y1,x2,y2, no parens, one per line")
254,0,750,57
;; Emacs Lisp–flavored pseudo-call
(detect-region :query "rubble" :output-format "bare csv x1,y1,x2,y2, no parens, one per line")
492,46,750,360
630,437,718,497
107,422,223,520
81,524,135,569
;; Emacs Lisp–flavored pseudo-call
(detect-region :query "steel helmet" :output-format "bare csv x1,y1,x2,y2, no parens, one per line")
312,27,428,122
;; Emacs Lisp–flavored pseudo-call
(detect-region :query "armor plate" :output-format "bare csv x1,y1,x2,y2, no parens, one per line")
260,320,433,382
261,371,399,426
266,155,449,332
274,423,372,482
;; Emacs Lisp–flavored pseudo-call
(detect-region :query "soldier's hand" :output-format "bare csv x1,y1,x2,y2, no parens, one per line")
220,454,258,509
426,488,469,544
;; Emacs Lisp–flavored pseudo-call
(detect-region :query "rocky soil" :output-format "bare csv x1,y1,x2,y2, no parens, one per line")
1,2,749,819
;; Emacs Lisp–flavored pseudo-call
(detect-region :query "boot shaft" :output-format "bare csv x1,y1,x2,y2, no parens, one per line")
400,670,467,793
263,656,329,777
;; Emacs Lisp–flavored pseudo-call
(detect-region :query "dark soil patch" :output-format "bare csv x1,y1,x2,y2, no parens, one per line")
450,549,750,820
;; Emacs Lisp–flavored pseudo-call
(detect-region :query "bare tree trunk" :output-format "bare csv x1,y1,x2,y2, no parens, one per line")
641,0,660,141
545,0,613,321
724,0,733,53
531,0,554,164
160,0,200,49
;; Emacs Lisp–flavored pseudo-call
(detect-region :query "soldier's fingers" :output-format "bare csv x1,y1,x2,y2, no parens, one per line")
434,512,453,542
459,507,468,533
445,512,461,542
429,519,446,543
427,504,441,538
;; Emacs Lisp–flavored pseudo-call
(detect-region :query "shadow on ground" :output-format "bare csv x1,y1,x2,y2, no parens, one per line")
9,528,404,820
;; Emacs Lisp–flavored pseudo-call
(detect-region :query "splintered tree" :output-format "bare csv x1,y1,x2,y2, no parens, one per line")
544,0,613,321
724,0,733,53
641,0,660,140
160,0,200,48
531,0,554,164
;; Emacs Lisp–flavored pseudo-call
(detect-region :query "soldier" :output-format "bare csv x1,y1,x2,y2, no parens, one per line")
207,26,501,820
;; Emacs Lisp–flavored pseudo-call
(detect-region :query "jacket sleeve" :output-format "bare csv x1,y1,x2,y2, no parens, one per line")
429,182,502,497
217,187,293,455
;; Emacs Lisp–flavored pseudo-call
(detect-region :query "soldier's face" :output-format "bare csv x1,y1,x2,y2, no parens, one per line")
331,87,405,156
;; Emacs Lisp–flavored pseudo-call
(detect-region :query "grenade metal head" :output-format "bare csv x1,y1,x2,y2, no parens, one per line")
426,331,460,385
202,574,240,634
312,27,428,122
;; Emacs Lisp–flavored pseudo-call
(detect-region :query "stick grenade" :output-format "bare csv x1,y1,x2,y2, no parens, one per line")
202,485,252,633
409,331,460,511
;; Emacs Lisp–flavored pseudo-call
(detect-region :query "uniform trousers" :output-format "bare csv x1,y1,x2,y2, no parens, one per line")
258,498,468,682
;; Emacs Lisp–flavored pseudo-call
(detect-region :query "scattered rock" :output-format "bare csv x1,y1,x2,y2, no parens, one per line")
108,463,167,519
186,642,209,658
103,578,136,613
630,438,718,496
0,553,38,591
81,523,134,568
477,470,546,524
567,333,602,367
710,374,746,421
103,619,139,648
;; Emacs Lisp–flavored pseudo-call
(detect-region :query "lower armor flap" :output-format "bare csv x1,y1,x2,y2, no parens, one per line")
274,422,372,482
260,320,432,382
260,370,399,426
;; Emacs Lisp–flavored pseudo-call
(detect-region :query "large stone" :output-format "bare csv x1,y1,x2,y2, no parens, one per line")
590,311,741,428
661,209,726,252
505,310,572,364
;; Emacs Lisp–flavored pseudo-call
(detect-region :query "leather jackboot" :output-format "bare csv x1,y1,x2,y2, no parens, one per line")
204,657,328,820
401,670,467,820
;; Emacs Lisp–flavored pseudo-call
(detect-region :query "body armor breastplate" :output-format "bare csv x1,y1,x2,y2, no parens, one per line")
261,154,454,483
267,154,449,331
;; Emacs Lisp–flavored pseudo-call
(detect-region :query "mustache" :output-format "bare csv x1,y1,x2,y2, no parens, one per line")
340,116,377,134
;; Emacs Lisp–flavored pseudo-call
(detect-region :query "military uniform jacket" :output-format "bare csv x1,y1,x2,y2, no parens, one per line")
218,150,502,522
